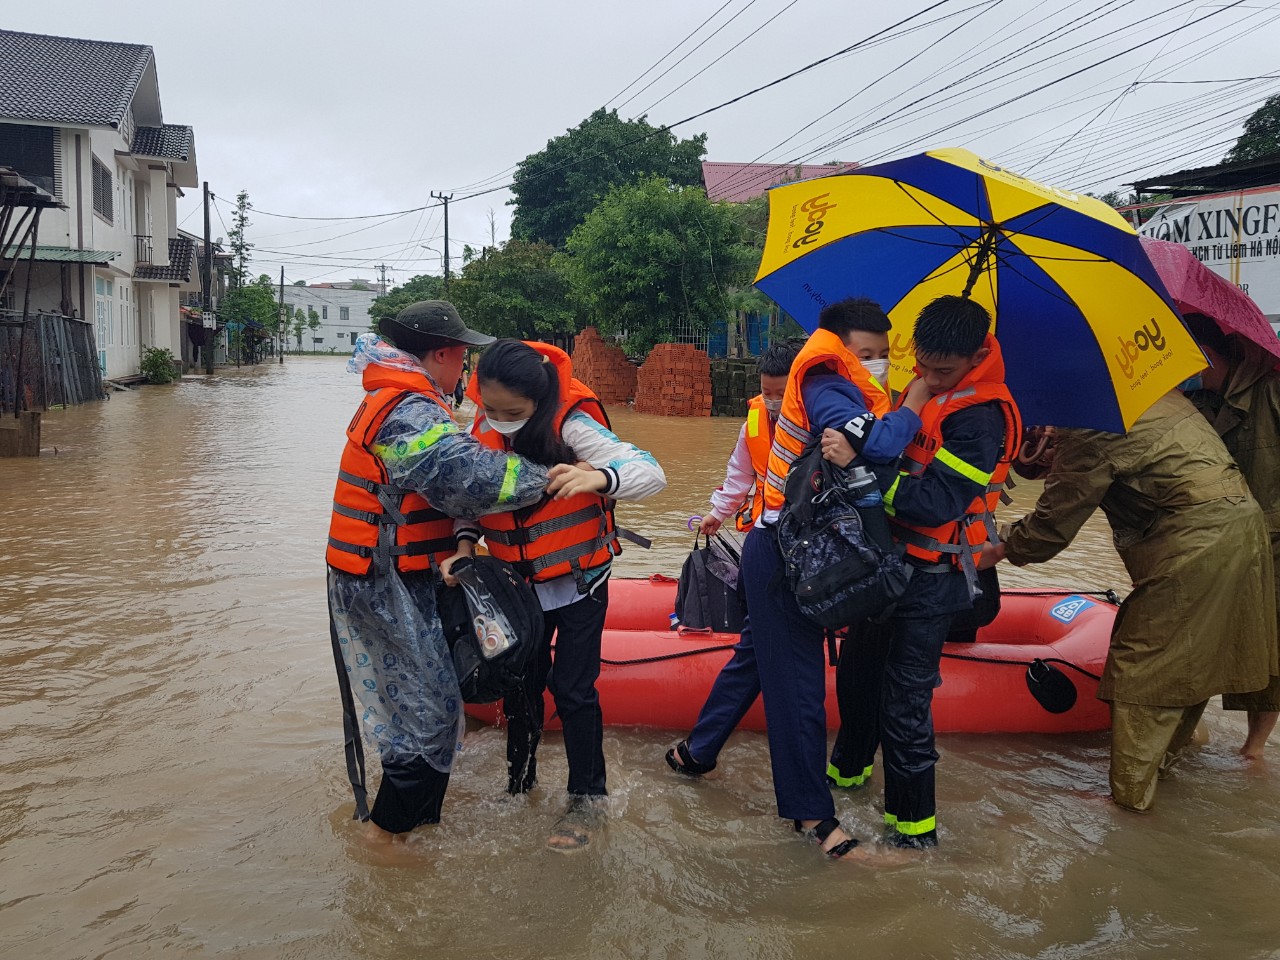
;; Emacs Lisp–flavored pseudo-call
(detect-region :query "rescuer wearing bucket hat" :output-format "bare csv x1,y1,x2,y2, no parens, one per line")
326,300,551,844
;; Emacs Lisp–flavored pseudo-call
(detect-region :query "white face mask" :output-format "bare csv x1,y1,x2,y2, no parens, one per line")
861,358,891,386
763,398,783,416
487,416,528,436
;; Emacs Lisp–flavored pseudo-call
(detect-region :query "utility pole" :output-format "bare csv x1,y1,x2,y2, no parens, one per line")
430,191,453,293
202,182,214,375
277,266,285,365
374,263,388,295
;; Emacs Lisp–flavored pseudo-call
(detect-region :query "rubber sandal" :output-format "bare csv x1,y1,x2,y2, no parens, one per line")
665,739,716,776
546,796,606,854
805,817,861,859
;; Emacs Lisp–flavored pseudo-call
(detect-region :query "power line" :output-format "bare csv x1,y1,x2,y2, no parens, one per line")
605,0,738,107
453,1,958,205
616,0,766,112
638,0,805,116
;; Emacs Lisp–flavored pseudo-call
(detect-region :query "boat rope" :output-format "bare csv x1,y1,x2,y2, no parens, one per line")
940,651,1103,682
600,645,734,667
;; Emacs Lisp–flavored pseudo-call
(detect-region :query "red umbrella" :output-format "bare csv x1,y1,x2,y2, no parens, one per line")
1140,236,1280,363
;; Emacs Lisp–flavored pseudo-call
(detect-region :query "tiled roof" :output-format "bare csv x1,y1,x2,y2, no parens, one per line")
0,29,152,127
131,124,192,160
135,236,195,282
702,161,861,204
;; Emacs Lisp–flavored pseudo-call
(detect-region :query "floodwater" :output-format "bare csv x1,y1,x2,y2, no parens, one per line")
1,357,1276,960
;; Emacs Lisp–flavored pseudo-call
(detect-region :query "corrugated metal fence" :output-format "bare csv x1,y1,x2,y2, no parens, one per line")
0,311,104,414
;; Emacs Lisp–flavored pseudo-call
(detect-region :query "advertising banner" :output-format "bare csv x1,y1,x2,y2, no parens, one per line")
1137,187,1280,323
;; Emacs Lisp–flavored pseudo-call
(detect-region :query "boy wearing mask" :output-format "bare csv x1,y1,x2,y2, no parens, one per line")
668,297,924,861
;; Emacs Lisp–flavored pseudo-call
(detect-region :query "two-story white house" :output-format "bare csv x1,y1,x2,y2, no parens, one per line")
280,283,380,352
0,29,198,380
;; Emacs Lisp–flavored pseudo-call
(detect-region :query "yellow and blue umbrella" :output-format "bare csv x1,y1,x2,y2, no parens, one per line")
753,147,1206,432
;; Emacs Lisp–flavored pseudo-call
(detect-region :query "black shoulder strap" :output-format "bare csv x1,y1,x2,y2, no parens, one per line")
329,613,370,822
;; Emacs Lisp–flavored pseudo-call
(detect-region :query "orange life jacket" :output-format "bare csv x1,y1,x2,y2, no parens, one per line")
326,365,459,576
763,328,892,512
735,395,775,532
469,342,619,586
884,335,1022,572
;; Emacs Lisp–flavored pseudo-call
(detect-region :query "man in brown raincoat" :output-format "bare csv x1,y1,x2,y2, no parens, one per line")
981,390,1277,811
1183,313,1280,758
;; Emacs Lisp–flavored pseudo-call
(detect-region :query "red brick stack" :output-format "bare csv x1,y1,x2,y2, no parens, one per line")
634,343,712,417
571,327,636,405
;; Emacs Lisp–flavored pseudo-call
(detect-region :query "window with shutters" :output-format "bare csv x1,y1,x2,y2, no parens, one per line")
340,307,350,322
92,156,113,223
0,124,60,196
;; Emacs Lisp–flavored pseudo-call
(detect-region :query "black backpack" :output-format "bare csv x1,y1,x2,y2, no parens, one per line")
776,445,910,628
675,532,747,633
437,555,542,703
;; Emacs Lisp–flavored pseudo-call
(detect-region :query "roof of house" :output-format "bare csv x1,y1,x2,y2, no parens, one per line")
1132,151,1280,198
0,29,152,127
135,236,195,282
12,245,119,264
702,161,860,203
131,124,193,161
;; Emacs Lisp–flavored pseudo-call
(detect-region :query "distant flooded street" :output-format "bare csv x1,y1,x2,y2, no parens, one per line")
1,357,1277,960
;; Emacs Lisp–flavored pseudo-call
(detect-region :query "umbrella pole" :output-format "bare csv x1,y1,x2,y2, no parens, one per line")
962,229,999,299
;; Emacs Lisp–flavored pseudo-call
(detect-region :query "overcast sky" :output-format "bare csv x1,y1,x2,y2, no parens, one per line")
9,1,1279,286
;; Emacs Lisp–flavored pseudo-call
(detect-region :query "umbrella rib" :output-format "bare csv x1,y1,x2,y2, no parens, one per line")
871,227,982,250
891,180,977,246
993,254,1077,309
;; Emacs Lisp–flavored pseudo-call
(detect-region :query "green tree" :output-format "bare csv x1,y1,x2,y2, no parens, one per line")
292,312,305,350
349,281,370,291
448,239,582,340
307,310,321,350
509,108,708,248
563,177,754,355
222,273,278,357
226,190,253,289
1226,94,1280,164
369,274,446,325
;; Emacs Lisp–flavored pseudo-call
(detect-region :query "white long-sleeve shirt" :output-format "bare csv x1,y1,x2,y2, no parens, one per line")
462,410,666,610
707,423,757,523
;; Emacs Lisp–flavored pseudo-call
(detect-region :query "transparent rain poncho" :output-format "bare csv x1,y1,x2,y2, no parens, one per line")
328,567,463,773
327,343,551,774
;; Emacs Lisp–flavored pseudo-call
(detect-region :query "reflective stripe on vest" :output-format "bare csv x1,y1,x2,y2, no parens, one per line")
762,329,891,513
470,341,620,584
886,335,1021,571
736,396,774,532
326,369,459,577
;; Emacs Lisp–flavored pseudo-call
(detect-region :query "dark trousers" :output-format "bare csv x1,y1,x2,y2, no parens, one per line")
504,582,610,796
830,567,966,841
829,620,892,784
880,609,951,837
369,757,450,833
742,526,834,822
686,616,760,765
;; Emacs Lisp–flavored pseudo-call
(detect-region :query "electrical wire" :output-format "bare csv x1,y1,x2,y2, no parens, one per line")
616,0,766,112
636,0,806,116
605,0,738,107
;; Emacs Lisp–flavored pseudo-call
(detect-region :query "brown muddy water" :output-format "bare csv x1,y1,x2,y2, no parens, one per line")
1,356,1276,960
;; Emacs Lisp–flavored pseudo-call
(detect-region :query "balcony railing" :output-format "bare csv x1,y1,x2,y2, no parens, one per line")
134,234,153,264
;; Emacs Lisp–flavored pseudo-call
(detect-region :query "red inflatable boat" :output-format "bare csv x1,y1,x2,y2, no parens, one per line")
464,577,1116,734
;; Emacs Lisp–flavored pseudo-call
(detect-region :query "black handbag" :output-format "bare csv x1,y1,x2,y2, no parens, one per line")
675,532,747,633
